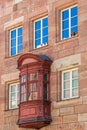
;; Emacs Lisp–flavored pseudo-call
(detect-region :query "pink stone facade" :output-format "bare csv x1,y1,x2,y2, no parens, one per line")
0,0,87,130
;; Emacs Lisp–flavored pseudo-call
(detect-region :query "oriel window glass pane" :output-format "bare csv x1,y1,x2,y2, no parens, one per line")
33,83,38,91
28,73,38,81
33,92,38,100
43,83,48,100
43,74,48,81
21,75,26,83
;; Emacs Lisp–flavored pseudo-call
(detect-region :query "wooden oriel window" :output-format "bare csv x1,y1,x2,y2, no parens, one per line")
17,53,52,129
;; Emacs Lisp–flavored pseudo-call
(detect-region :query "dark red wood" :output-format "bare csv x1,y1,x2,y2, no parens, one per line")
17,53,52,129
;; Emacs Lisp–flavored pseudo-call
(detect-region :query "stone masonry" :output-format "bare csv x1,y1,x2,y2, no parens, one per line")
0,0,87,130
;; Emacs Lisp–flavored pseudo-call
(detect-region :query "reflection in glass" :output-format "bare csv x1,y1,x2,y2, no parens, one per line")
21,85,26,102
43,83,48,100
28,83,38,101
28,73,38,81
21,75,26,83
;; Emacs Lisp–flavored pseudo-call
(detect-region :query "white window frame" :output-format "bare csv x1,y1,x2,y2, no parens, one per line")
62,68,79,100
34,16,48,49
10,26,23,56
9,83,20,109
61,5,78,40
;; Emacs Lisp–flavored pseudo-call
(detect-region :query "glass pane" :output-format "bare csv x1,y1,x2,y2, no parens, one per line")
28,73,38,81
71,6,78,17
18,27,22,35
29,84,33,91
72,79,78,88
33,83,38,91
18,36,22,44
63,72,70,80
64,81,70,89
10,85,16,92
21,75,26,83
62,10,69,20
11,39,16,46
35,20,41,30
35,30,41,39
43,27,48,36
21,94,26,102
72,88,78,97
42,36,48,44
71,26,78,34
72,70,78,78
35,39,41,48
62,29,69,39
21,85,26,93
11,47,16,56
11,30,16,38
62,20,69,29
43,74,48,81
17,100,19,106
28,92,33,100
63,90,70,99
42,17,48,27
18,45,23,52
71,17,78,27
43,83,48,100
33,92,38,100
11,93,16,100
28,84,33,100
10,100,16,108
17,92,20,99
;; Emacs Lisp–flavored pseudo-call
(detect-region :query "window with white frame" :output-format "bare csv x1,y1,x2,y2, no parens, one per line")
10,26,23,56
61,5,78,40
34,16,48,48
62,68,78,100
9,83,20,109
